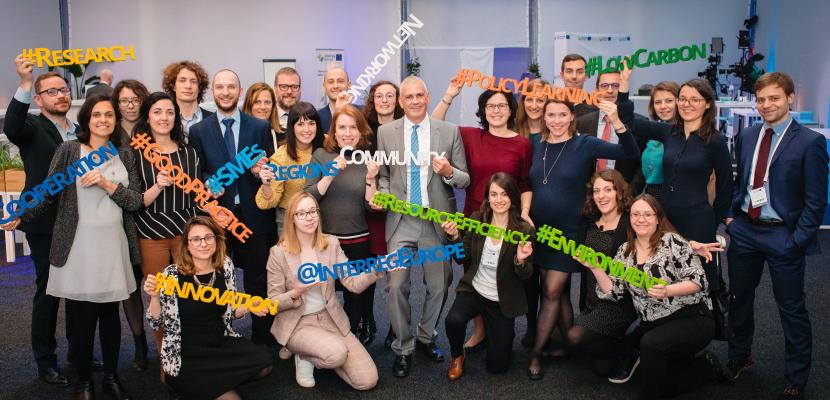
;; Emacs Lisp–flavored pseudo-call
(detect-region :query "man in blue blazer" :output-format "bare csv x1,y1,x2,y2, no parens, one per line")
317,66,363,133
189,69,276,345
725,72,828,399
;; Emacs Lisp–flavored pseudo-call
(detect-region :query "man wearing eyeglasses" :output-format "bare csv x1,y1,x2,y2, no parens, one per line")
4,54,79,386
576,69,642,184
273,67,302,130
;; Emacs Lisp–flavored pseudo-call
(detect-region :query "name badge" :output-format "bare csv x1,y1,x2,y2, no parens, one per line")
481,246,499,268
749,185,768,208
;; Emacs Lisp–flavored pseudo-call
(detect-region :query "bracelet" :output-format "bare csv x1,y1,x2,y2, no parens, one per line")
366,182,374,187
442,97,452,105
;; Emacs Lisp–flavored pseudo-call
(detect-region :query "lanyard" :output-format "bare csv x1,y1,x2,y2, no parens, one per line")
748,118,792,184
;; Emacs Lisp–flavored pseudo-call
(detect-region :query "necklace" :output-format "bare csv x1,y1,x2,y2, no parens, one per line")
193,270,216,287
541,139,568,185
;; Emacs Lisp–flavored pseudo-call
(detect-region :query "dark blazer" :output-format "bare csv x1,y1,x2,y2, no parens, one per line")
452,213,535,318
3,97,77,234
199,106,215,120
317,105,333,134
21,140,143,267
576,110,647,183
84,83,112,98
730,121,828,254
188,112,275,235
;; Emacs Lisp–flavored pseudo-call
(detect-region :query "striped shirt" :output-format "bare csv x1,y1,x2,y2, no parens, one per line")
135,145,201,239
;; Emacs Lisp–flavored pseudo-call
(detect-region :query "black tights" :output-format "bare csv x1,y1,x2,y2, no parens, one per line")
121,265,145,336
68,300,121,381
531,270,573,358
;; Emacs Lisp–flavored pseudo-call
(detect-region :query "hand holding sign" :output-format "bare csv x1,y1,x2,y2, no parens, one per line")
516,241,533,263
246,297,269,317
432,155,452,178
647,284,670,300
156,169,173,188
366,160,379,180
15,54,34,87
259,163,275,185
251,155,269,176
144,273,161,298
441,220,459,240
1,218,21,231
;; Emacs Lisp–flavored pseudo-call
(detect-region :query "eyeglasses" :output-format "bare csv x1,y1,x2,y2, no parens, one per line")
294,208,320,220
374,93,396,101
485,103,509,112
277,84,301,92
598,83,621,90
37,87,71,97
118,97,141,107
188,234,216,245
631,212,657,220
677,97,705,106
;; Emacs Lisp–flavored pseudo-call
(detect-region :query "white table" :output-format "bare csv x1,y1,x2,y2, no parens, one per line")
1,191,30,262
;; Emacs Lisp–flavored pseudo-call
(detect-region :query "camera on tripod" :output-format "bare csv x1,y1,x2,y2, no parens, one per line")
697,15,765,96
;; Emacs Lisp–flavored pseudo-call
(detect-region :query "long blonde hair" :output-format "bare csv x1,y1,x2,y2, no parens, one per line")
174,216,228,275
279,192,329,255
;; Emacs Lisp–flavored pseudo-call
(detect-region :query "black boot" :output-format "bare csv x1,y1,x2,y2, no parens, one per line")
102,373,132,400
131,333,148,372
74,380,94,400
361,321,376,345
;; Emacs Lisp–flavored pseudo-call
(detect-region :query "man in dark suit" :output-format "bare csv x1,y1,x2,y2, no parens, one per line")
317,66,363,133
84,68,113,98
560,53,596,118
576,69,644,184
725,72,828,399
4,54,79,386
189,69,276,345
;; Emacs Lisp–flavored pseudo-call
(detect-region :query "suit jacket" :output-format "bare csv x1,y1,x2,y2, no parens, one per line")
730,121,828,254
266,235,380,345
317,105,333,134
453,214,535,318
84,83,113,98
377,117,470,241
576,110,646,182
22,140,144,266
188,112,275,235
3,97,78,234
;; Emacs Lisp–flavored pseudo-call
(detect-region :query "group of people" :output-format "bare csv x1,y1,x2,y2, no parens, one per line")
4,49,826,400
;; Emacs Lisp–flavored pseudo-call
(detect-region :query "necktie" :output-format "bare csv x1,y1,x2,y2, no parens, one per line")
596,115,612,171
409,124,421,205
222,118,236,158
748,128,774,220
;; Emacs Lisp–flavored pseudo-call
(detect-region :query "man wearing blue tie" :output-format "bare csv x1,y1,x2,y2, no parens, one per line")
375,76,469,377
189,69,277,345
725,72,828,400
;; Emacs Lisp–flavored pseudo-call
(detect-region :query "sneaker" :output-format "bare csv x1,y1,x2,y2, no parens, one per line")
608,355,640,384
279,347,293,360
294,354,315,388
778,385,804,400
725,355,754,381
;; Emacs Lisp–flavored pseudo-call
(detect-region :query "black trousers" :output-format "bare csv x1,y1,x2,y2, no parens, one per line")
636,303,714,400
67,300,121,381
28,233,70,370
445,291,515,373
228,212,278,345
336,240,374,330
523,268,540,335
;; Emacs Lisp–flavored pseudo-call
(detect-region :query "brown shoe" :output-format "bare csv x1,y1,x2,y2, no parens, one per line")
448,355,465,380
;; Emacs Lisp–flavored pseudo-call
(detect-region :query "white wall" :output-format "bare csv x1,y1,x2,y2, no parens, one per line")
755,0,829,127
538,0,747,94
68,0,400,107
0,0,62,109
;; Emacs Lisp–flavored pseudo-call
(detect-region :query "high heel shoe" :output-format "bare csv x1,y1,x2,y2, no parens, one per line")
360,322,376,345
527,353,544,381
131,333,148,372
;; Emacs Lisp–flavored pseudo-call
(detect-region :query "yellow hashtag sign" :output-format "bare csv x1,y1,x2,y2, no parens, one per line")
20,45,136,68
154,273,279,315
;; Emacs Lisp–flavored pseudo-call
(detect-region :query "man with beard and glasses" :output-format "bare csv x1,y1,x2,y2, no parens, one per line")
3,54,79,387
188,69,277,347
273,67,302,131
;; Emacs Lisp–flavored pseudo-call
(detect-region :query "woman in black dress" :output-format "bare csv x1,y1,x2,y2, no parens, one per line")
145,216,272,400
527,98,639,379
569,169,638,381
624,79,732,289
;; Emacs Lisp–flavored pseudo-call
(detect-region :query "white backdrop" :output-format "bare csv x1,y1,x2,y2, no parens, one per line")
68,0,400,106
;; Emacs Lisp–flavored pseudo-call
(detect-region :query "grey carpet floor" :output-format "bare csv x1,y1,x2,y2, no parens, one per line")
0,232,828,400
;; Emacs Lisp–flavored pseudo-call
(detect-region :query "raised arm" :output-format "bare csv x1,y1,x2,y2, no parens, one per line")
430,79,462,121
590,101,640,161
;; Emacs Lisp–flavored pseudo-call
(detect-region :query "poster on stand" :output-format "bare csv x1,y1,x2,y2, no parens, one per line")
315,49,345,108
